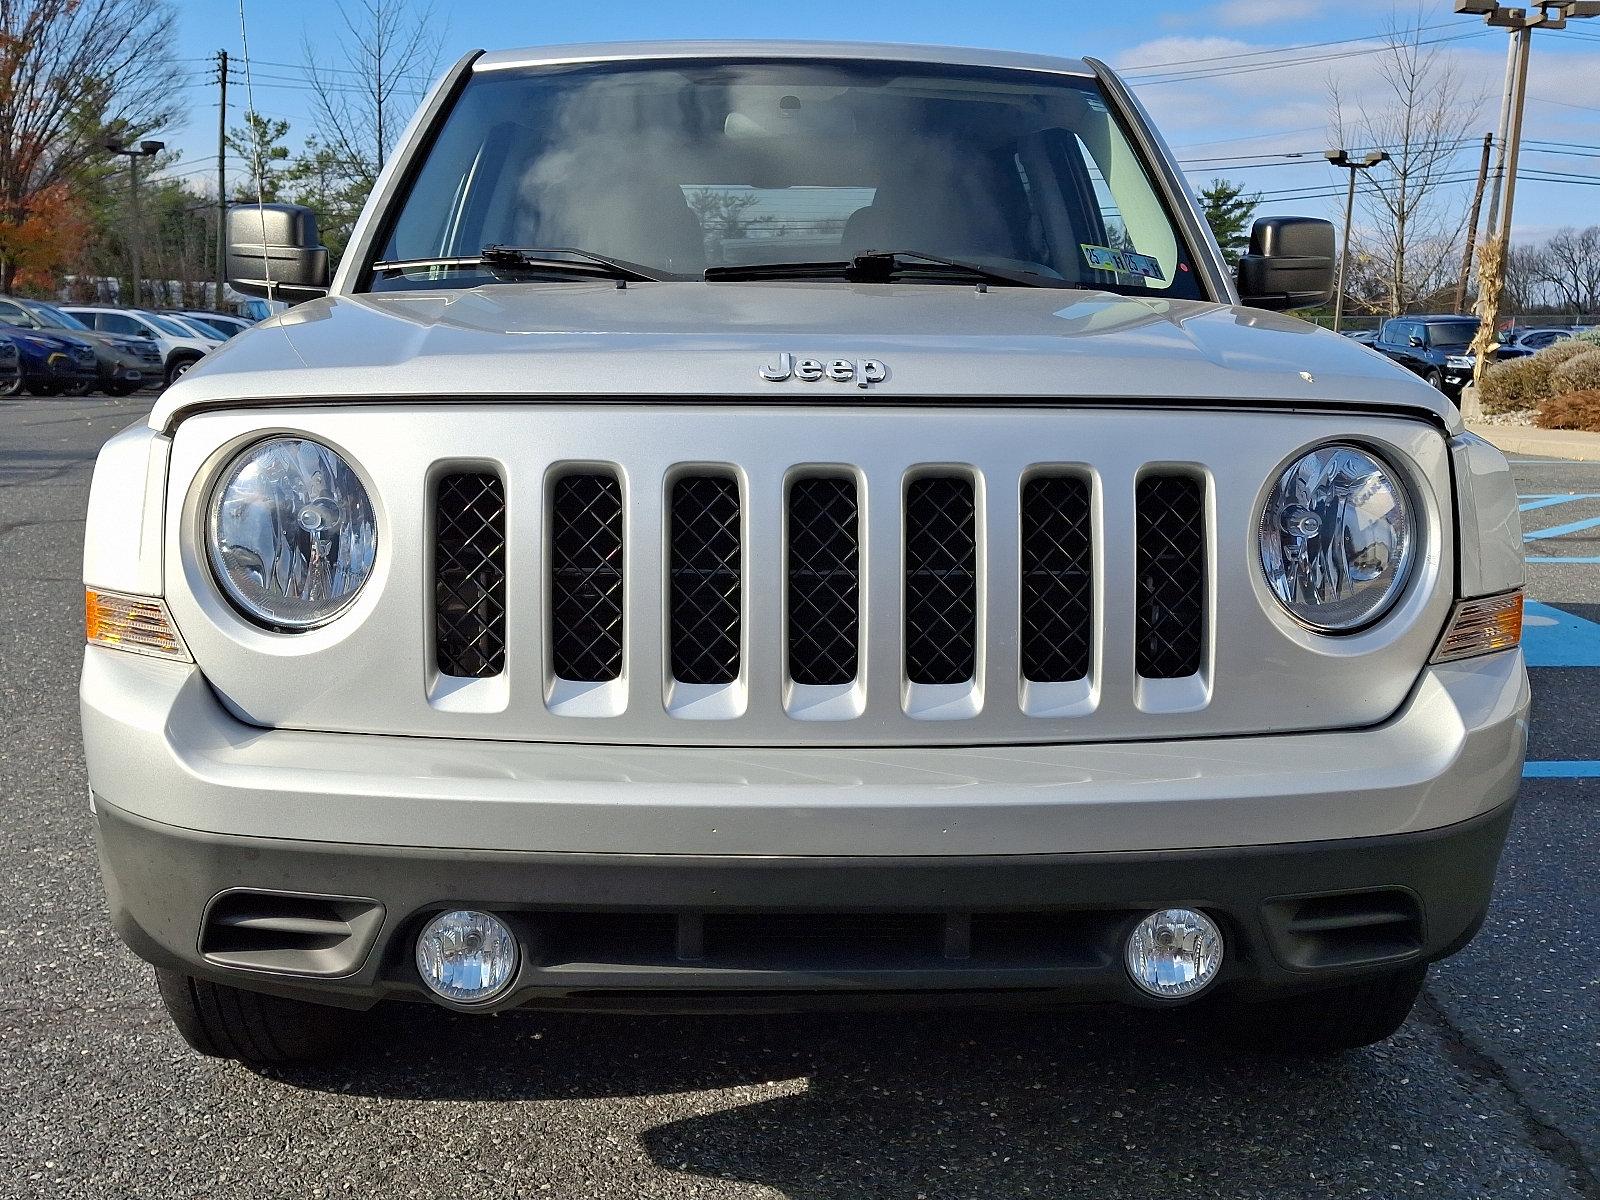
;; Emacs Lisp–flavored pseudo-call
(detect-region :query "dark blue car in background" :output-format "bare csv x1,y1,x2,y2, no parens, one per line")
0,322,97,396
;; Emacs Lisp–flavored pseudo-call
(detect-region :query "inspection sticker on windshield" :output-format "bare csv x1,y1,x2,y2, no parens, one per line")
1081,244,1165,281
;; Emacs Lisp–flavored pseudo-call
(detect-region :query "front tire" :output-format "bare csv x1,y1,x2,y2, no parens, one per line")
0,373,23,398
155,968,360,1065
1215,964,1427,1054
26,380,62,396
1424,368,1446,392
165,355,199,387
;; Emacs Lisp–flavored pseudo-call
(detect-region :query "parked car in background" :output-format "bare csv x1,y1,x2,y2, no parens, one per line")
163,313,239,343
232,297,284,322
0,333,20,395
1340,329,1378,345
173,310,253,339
0,295,161,396
1372,315,1531,398
1506,327,1572,352
0,321,98,395
61,305,221,386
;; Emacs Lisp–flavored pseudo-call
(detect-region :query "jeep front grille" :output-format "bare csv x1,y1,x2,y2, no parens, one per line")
1135,475,1206,679
434,472,507,678
668,475,743,686
904,476,978,685
1020,475,1093,683
549,473,624,681
786,476,860,686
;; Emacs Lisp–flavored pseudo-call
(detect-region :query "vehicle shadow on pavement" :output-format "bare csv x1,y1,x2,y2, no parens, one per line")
264,1001,1401,1197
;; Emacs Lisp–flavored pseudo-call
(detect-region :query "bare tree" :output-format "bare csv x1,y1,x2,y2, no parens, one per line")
301,0,438,190
1504,240,1551,312
1328,14,1477,315
1538,226,1600,314
0,0,181,290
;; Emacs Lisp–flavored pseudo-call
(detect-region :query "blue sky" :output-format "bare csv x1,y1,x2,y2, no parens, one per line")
163,0,1600,240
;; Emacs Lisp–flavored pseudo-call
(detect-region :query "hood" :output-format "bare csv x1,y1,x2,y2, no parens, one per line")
151,282,1457,430
0,322,84,352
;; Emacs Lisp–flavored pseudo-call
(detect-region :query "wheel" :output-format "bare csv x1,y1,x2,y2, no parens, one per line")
62,378,95,396
0,373,23,397
1214,963,1427,1054
26,380,62,396
155,968,360,1065
105,381,142,397
165,356,199,387
1424,368,1446,392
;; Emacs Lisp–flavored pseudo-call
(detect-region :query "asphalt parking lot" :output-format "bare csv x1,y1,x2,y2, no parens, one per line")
1,395,1596,1199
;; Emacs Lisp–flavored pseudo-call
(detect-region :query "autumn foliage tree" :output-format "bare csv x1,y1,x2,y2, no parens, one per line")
0,181,88,290
0,0,182,291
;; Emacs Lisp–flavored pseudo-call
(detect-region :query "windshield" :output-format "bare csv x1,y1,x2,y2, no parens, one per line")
28,302,90,331
1427,322,1476,349
139,311,197,338
371,59,1204,298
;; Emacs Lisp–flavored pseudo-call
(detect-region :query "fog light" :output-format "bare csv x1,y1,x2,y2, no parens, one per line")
1126,908,1223,999
415,910,518,1004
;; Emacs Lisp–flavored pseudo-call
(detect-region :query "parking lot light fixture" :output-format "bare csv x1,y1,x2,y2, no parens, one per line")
1325,149,1390,332
103,139,166,307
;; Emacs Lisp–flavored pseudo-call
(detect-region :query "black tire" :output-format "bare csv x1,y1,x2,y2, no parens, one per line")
105,382,142,397
1215,964,1427,1055
165,355,199,387
155,968,360,1065
1424,368,1446,392
62,378,95,396
26,380,62,396
0,374,23,397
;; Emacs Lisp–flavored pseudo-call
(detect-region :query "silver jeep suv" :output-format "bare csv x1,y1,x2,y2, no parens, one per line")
81,42,1528,1064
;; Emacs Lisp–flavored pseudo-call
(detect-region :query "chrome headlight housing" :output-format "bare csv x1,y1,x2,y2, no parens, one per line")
1445,354,1474,369
207,437,378,629
1258,443,1413,632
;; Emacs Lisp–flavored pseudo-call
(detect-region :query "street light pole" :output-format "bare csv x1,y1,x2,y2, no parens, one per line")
103,139,165,307
1324,149,1390,332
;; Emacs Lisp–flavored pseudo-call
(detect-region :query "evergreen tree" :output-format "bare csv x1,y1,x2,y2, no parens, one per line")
1198,178,1261,267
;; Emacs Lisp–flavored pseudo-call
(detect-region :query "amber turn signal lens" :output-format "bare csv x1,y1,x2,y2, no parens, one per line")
85,589,192,662
1431,590,1523,664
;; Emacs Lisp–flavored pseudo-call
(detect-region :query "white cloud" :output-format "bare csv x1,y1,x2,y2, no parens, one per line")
1213,0,1323,27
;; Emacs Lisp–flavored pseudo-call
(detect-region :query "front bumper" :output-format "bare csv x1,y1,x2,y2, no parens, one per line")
82,645,1528,1009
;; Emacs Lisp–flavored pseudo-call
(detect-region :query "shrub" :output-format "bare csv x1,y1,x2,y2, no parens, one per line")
1550,348,1600,396
1573,328,1600,348
1536,388,1600,432
1479,354,1554,414
1534,338,1596,369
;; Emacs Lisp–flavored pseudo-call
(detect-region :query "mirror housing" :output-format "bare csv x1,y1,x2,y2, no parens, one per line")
226,203,330,301
1236,216,1336,311
1408,334,1425,348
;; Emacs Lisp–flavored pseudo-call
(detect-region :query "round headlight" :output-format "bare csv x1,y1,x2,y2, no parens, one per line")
1258,443,1412,632
207,437,377,629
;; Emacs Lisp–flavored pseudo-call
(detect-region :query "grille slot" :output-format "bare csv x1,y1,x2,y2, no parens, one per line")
1021,476,1093,682
1265,890,1424,970
550,473,624,681
904,476,978,685
434,472,507,678
787,477,861,686
669,475,742,685
1135,475,1205,679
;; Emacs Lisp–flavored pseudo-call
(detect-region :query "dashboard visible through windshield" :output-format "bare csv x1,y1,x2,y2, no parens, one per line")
369,58,1205,297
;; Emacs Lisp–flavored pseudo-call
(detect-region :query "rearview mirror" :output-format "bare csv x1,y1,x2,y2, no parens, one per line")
1236,217,1336,311
226,203,329,302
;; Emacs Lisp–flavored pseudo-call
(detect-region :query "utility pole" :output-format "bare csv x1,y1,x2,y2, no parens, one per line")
1325,149,1390,332
103,139,166,307
216,49,228,308
1456,1,1600,382
1454,132,1495,314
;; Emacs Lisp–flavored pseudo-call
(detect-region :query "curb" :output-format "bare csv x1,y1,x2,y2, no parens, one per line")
1465,423,1600,462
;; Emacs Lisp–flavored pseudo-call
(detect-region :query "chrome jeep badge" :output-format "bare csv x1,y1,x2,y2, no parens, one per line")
760,353,887,388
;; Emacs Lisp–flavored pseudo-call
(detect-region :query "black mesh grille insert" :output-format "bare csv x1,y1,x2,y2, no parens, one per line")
669,475,741,685
904,476,977,685
1135,475,1205,678
550,473,624,681
434,472,507,678
1021,476,1093,682
787,477,860,686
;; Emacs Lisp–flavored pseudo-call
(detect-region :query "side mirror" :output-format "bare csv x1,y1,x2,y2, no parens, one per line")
1236,216,1336,311
1408,334,1425,348
227,203,330,301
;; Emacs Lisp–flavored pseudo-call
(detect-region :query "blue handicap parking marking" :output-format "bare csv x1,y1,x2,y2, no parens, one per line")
1524,760,1600,778
1524,514,1600,542
1521,599,1600,667
1527,556,1600,564
1518,493,1600,514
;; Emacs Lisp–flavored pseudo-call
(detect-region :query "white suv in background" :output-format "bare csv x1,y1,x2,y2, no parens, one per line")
62,306,222,387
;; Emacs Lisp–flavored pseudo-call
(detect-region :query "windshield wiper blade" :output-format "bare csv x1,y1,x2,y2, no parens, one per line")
705,250,1078,289
371,246,671,282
